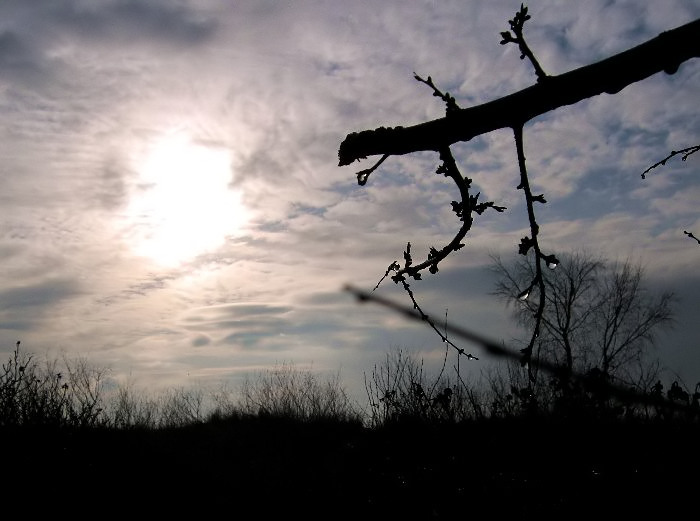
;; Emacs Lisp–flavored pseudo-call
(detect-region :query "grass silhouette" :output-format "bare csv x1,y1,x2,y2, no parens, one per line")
2,343,699,518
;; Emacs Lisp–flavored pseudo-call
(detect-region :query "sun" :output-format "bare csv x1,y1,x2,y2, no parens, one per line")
124,133,247,266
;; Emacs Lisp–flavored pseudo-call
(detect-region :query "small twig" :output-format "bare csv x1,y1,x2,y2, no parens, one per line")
355,154,389,185
373,261,401,291
641,145,700,178
386,148,504,282
367,150,504,369
430,308,452,397
684,230,700,245
500,4,548,83
396,277,479,361
414,73,461,115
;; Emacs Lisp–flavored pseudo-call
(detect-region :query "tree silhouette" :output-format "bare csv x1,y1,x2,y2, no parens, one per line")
339,5,699,377
491,252,675,398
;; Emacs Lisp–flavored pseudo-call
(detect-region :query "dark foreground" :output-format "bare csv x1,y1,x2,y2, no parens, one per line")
3,416,699,519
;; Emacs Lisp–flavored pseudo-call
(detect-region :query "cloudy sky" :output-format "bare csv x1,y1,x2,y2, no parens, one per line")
1,0,698,407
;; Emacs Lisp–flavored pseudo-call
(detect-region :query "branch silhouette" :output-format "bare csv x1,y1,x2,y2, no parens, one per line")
684,230,700,245
339,7,698,400
338,18,700,166
499,3,549,83
642,145,700,178
642,145,699,244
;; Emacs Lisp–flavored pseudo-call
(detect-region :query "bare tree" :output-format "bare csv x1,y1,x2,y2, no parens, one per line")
491,252,675,391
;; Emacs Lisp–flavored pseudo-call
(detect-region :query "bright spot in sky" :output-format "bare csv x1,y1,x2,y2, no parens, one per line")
124,134,247,266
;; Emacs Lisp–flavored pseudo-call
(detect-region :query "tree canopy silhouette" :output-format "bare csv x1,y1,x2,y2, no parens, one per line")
491,252,675,390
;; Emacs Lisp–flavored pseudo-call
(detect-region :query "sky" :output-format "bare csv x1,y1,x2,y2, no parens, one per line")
1,0,699,409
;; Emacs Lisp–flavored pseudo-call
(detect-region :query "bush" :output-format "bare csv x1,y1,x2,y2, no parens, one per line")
0,342,107,428
364,349,483,427
240,362,362,423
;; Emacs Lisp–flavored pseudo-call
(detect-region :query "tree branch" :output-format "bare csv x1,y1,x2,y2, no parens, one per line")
684,230,700,245
500,3,549,83
641,144,700,178
338,18,700,166
513,125,546,374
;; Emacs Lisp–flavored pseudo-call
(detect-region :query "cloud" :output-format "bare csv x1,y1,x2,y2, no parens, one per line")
0,277,82,335
181,303,293,348
0,30,45,85
29,0,217,49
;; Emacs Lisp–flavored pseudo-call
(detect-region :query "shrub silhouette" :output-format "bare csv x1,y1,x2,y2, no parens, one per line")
364,349,485,426
0,341,106,428
2,343,699,518
240,362,362,424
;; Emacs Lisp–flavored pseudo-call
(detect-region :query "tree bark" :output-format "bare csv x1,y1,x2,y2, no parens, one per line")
338,18,700,166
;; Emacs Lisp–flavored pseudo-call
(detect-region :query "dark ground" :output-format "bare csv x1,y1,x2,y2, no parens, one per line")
3,416,698,519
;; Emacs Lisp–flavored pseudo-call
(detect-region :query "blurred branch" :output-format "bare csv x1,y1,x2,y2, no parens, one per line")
344,284,691,412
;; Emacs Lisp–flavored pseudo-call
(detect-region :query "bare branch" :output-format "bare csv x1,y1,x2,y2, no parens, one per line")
684,230,700,245
513,125,546,373
395,277,479,362
355,154,389,186
338,18,700,166
413,73,461,115
641,144,700,178
371,148,495,286
500,3,549,82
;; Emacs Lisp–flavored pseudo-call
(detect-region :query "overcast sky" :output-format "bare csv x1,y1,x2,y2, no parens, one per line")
1,0,699,407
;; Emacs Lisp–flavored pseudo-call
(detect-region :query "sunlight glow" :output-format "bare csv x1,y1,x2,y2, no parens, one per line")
125,134,247,266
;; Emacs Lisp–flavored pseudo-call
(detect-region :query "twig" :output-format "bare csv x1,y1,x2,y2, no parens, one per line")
500,4,549,83
641,145,700,178
396,277,479,361
684,230,700,245
355,154,389,186
414,73,461,115
383,147,503,282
